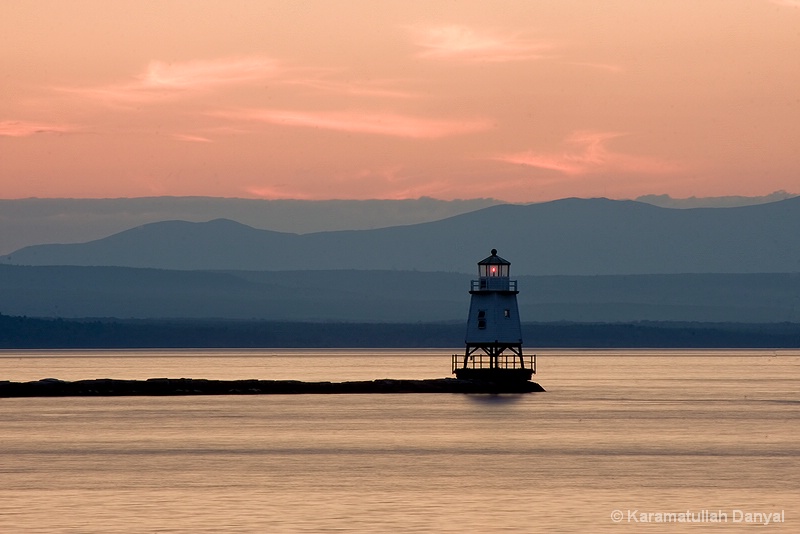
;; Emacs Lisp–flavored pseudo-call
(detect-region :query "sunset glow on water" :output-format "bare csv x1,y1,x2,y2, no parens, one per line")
1,350,797,532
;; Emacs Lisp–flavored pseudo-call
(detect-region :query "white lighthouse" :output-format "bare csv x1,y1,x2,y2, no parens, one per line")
452,249,535,382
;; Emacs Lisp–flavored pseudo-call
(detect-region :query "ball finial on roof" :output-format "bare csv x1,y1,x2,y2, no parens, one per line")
491,248,497,256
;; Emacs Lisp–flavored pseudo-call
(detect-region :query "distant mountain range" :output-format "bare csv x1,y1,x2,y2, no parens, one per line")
635,190,796,209
4,197,800,275
0,196,500,255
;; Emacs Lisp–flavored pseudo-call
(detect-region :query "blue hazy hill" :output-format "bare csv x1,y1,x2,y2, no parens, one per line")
4,197,800,275
0,196,500,255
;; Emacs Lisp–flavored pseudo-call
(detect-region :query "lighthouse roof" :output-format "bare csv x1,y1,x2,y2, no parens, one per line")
477,249,510,266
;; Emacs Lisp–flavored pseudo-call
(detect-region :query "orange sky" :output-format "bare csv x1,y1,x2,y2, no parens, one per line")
2,0,798,202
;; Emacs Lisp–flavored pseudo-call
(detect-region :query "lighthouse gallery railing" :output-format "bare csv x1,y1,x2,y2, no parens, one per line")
471,279,517,291
452,353,536,374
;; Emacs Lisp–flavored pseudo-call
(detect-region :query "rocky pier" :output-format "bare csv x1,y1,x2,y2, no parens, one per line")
0,377,545,397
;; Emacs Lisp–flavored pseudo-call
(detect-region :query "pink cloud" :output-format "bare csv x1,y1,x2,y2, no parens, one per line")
245,185,314,200
139,57,279,89
494,131,679,176
285,77,419,99
771,0,800,7
171,133,213,143
211,108,491,139
57,57,280,104
55,57,423,110
567,61,624,73
410,24,554,62
0,120,78,137
247,166,459,201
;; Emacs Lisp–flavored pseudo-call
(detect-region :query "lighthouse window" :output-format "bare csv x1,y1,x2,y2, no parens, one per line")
504,309,510,318
477,310,486,329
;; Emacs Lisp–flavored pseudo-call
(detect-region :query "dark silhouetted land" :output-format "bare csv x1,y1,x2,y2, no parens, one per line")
1,266,799,323
0,377,545,397
1,314,798,348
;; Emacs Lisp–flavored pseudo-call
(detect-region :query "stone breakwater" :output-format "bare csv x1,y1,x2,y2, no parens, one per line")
0,377,545,397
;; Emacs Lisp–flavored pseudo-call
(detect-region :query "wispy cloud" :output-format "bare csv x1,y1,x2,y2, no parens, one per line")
57,57,280,104
245,184,314,200
171,133,213,143
494,131,679,176
410,24,554,62
211,108,491,139
57,56,421,108
566,61,624,73
246,166,455,200
770,0,800,7
285,77,419,99
0,120,78,137
139,57,279,89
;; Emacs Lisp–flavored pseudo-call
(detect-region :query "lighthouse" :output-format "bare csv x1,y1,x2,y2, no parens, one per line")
452,249,535,382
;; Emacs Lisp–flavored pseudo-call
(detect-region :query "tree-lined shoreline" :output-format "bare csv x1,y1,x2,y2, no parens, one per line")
1,314,798,349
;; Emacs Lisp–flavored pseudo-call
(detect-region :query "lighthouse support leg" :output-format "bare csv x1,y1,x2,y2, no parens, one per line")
463,346,478,368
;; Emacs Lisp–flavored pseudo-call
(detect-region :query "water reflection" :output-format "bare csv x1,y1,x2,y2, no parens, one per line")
465,393,526,405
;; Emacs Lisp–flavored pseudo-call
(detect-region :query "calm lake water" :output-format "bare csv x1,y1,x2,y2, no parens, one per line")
1,349,798,533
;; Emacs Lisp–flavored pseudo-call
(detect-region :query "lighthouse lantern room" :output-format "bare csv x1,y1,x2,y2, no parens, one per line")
453,249,535,382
